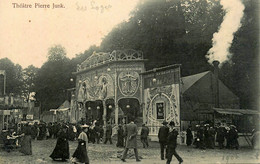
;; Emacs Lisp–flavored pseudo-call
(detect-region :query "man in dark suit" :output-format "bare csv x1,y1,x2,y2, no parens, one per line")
166,121,183,164
141,123,149,148
121,117,141,162
104,122,112,144
158,120,169,160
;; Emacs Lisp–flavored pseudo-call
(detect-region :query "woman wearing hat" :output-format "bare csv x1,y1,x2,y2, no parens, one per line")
186,125,193,146
50,124,70,161
117,124,124,148
72,124,90,164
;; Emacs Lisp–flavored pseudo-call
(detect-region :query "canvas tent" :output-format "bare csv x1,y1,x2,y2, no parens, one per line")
180,71,240,130
43,100,71,123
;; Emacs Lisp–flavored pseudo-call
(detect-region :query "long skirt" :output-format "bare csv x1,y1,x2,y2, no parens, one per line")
117,135,124,147
20,135,32,155
186,136,192,146
50,138,70,160
72,140,89,163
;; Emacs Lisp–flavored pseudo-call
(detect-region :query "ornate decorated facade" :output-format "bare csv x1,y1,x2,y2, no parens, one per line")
141,65,181,135
74,50,145,125
73,50,181,131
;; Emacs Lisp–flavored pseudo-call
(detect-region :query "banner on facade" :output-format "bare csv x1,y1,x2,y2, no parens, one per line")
0,110,11,115
26,115,33,120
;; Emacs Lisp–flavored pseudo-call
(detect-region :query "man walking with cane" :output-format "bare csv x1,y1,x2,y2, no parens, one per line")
166,121,183,164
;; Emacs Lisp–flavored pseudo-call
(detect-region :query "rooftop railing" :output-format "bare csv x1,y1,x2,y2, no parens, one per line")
77,49,143,72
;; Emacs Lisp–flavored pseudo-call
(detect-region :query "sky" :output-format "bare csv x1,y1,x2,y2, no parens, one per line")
0,0,140,68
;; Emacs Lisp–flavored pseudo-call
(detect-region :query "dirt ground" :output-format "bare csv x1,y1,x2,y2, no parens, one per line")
0,138,259,164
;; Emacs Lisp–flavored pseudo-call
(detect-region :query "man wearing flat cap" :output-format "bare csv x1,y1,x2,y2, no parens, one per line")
158,120,169,160
166,121,183,164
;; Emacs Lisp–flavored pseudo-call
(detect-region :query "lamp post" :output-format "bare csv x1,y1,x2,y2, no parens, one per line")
152,68,157,83
69,78,75,122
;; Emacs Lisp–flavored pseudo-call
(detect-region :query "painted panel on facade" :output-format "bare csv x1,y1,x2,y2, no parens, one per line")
77,73,114,102
116,63,143,101
144,84,180,135
118,71,139,97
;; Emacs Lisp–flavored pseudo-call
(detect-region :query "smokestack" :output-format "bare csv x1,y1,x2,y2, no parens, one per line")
213,60,220,108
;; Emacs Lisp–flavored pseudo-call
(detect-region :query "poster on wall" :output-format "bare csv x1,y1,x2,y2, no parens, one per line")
156,102,164,119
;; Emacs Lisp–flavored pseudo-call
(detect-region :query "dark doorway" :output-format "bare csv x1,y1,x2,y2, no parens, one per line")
118,98,140,124
105,99,115,123
85,100,103,123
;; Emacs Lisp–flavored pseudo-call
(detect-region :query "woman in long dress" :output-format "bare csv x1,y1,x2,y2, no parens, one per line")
72,124,90,164
50,124,70,161
20,123,32,155
117,124,124,148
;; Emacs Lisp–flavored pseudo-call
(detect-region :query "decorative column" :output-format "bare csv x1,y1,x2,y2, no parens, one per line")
102,99,107,122
115,104,119,125
114,68,118,125
102,99,107,139
2,112,4,129
83,102,86,123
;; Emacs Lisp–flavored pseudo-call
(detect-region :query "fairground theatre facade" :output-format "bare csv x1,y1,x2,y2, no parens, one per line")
73,49,181,134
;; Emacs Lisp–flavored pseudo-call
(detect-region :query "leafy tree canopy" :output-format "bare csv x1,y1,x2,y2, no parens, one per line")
0,58,23,95
21,65,39,102
35,45,74,111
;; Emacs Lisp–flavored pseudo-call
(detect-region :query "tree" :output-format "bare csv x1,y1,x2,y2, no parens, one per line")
47,45,67,61
100,0,222,74
220,0,259,109
71,45,100,68
22,65,39,102
181,0,223,43
0,58,23,95
35,45,74,111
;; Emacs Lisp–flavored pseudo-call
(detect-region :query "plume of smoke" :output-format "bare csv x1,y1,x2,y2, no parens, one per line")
206,0,244,66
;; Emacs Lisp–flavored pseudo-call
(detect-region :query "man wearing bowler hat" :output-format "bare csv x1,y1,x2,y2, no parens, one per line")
158,120,169,160
166,121,183,164
121,117,141,162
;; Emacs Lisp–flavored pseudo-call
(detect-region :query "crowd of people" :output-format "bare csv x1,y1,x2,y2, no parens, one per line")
2,120,105,143
187,123,240,150
1,119,257,164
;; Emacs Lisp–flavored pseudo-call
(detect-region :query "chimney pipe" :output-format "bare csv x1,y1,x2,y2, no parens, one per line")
213,60,220,108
